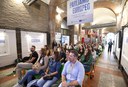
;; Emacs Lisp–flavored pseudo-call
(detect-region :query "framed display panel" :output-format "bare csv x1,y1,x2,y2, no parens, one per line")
0,29,17,67
0,31,9,56
74,35,78,44
21,31,47,58
62,35,70,46
55,32,61,44
121,27,128,75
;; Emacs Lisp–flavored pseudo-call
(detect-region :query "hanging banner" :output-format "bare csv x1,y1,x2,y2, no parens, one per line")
67,0,93,25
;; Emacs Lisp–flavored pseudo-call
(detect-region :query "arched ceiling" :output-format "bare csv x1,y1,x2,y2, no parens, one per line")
92,8,116,25
43,0,127,33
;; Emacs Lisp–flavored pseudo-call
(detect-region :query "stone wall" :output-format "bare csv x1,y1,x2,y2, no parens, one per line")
0,0,49,32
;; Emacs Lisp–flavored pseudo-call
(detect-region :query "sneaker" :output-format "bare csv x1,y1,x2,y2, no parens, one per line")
13,83,23,87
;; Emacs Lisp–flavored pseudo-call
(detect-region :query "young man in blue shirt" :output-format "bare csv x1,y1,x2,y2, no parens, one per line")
59,50,85,87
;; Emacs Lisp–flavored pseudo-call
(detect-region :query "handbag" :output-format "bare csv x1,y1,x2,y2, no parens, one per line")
43,75,53,80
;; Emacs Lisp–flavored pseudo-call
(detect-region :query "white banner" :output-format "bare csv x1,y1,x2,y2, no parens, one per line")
67,0,93,25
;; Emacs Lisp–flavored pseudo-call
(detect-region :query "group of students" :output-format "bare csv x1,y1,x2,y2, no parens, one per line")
13,42,103,87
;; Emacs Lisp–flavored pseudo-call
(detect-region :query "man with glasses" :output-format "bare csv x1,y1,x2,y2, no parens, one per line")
59,50,85,87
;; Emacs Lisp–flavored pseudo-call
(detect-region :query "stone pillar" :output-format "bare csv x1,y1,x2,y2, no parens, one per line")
69,26,74,45
49,5,56,48
16,28,22,59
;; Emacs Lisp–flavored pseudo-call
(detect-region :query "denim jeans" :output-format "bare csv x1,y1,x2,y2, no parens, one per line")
83,64,91,72
37,77,58,87
19,69,44,85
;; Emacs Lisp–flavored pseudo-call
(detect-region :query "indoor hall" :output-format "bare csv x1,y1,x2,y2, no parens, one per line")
0,0,128,87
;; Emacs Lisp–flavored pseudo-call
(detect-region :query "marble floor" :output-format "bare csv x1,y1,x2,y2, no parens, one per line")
0,47,127,87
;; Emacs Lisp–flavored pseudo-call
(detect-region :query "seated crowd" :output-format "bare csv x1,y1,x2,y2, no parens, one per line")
13,42,103,87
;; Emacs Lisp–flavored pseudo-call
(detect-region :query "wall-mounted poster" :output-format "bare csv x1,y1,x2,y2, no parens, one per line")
55,32,61,44
0,31,9,56
21,31,47,57
62,35,70,45
74,35,78,44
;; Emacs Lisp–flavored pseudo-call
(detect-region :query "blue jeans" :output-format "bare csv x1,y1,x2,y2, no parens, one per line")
19,69,44,85
37,77,58,87
84,64,91,72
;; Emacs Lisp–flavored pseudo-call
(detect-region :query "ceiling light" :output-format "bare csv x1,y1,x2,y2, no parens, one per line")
56,6,64,14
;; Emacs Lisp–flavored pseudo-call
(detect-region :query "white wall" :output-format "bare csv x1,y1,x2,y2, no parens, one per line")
0,29,17,67
21,31,47,58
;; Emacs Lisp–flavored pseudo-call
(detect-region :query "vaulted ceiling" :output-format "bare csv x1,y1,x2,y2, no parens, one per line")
41,0,127,33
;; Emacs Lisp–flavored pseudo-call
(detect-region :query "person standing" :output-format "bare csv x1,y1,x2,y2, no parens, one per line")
108,40,113,53
52,40,57,50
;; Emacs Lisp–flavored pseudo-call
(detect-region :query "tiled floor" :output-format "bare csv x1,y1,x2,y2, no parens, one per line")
0,47,127,87
83,47,127,87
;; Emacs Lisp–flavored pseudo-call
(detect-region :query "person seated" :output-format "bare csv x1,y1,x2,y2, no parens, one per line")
65,49,70,61
13,48,50,87
27,51,61,87
80,47,93,72
59,50,85,87
94,43,100,56
14,45,38,81
98,44,103,52
59,47,66,63
78,45,85,60
89,46,97,61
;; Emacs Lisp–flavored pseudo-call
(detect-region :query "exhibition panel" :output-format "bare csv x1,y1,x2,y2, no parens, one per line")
21,31,47,57
0,29,17,67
